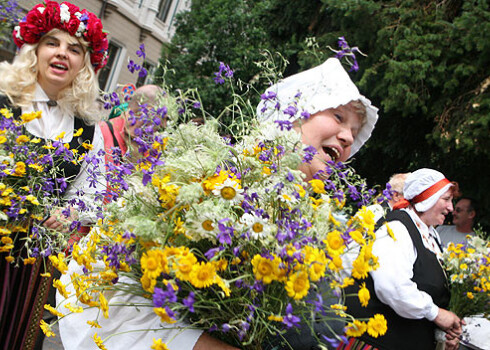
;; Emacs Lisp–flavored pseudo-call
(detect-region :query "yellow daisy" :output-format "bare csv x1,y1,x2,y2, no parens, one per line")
345,319,367,337
189,261,217,288
358,282,370,307
151,338,170,350
251,254,278,284
39,320,55,337
154,307,176,324
285,270,310,300
367,314,388,338
93,333,107,350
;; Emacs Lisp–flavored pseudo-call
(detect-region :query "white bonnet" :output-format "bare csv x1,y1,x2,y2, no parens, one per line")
256,58,378,157
403,168,453,212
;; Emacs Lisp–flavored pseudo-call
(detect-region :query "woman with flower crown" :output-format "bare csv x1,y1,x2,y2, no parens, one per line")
0,2,108,349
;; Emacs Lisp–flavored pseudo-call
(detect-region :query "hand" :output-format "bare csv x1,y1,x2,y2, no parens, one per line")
434,308,464,339
445,334,460,350
193,333,239,350
43,207,77,233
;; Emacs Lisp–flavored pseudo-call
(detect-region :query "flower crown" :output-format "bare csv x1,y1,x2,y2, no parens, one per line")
12,1,109,73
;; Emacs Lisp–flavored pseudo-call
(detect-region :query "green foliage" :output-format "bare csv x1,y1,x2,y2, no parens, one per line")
155,0,490,230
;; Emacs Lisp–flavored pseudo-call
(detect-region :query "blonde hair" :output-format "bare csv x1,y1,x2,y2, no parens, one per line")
350,99,367,126
388,173,411,194
0,29,101,124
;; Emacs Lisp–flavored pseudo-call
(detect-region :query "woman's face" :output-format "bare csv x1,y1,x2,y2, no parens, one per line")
296,101,362,181
36,31,85,99
418,189,454,227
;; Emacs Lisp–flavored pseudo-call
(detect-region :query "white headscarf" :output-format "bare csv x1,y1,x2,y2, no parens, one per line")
256,58,378,157
403,168,453,212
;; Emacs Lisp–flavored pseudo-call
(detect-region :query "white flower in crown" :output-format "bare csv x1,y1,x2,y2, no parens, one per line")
76,22,86,37
37,6,45,14
75,12,82,19
14,26,22,40
60,4,71,23
212,178,244,204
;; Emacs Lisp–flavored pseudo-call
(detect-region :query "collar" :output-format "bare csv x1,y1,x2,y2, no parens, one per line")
33,83,51,103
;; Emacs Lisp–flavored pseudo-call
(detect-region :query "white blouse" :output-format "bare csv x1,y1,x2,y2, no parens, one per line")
22,85,105,224
57,242,203,349
369,208,442,321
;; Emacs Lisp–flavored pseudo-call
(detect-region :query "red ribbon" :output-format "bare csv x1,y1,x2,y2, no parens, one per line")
392,178,451,210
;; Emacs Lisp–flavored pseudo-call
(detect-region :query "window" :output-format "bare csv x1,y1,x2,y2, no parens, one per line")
156,0,173,23
136,61,156,87
98,41,122,91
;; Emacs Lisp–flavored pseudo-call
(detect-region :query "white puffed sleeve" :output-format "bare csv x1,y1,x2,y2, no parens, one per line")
57,258,203,350
370,219,439,321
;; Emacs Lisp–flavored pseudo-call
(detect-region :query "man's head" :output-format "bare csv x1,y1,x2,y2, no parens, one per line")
452,197,477,231
125,84,163,139
388,172,410,207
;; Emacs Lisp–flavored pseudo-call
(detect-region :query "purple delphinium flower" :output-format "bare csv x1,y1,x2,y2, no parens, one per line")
205,246,224,260
136,43,146,59
300,110,310,119
0,1,22,25
322,335,344,348
138,67,148,78
283,105,297,117
183,292,195,313
213,61,234,84
303,145,317,164
274,120,293,131
153,287,166,307
283,303,300,328
127,60,141,74
217,219,234,245
334,36,361,72
260,91,277,100
311,293,326,316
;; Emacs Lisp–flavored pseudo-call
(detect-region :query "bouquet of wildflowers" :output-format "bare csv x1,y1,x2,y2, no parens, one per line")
0,0,22,44
52,95,387,349
0,107,92,267
442,235,490,319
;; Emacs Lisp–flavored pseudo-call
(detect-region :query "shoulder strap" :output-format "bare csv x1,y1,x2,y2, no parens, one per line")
105,121,121,149
379,210,426,252
74,117,96,144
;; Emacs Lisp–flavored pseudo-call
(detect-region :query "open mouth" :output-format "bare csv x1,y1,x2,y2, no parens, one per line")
322,146,340,161
51,63,68,71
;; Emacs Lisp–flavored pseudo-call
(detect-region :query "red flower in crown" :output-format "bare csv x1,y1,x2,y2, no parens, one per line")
62,2,82,36
12,1,109,73
44,1,61,29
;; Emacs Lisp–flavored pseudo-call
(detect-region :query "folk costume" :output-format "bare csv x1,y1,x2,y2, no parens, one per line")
341,169,453,350
0,2,107,348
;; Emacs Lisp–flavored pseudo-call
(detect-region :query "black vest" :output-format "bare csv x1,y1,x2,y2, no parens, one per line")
345,210,450,350
0,95,95,195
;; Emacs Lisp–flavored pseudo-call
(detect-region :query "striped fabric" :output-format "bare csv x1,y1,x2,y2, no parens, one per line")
336,337,379,350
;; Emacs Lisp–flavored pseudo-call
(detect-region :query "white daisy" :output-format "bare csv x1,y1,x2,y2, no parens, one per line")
212,178,244,204
240,213,273,240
